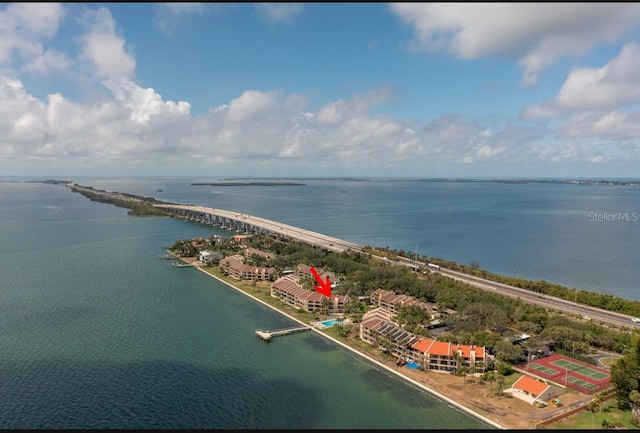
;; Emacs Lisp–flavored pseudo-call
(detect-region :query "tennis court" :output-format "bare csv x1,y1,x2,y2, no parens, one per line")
519,353,611,394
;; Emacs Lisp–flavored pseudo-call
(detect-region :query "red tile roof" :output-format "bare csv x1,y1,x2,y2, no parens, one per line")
513,375,549,396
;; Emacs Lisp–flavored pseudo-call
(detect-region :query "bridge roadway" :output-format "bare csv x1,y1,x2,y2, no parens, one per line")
154,204,363,253
155,203,639,330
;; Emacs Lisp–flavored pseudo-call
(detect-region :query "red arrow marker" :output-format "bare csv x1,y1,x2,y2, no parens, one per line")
310,267,332,298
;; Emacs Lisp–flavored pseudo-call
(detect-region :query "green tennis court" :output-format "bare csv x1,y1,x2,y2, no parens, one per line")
520,353,611,394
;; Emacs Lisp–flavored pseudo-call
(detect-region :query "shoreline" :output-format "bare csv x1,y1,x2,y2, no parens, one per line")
175,254,505,430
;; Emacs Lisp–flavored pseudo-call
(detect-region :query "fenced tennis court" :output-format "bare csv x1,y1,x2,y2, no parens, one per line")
519,353,611,394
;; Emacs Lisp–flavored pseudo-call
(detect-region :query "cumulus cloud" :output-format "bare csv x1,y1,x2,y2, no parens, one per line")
103,76,191,125
23,48,70,75
316,85,394,125
553,43,640,111
224,89,279,123
389,3,640,86
77,7,136,79
0,3,66,75
561,111,640,141
523,43,640,142
0,74,637,175
0,77,47,155
254,3,303,25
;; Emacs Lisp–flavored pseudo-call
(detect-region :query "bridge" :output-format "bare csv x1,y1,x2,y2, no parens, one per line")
153,203,363,253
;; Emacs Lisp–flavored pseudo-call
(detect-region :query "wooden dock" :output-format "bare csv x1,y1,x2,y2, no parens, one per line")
255,325,311,342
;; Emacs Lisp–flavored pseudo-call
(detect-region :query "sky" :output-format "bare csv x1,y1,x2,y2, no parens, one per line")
2,2,640,179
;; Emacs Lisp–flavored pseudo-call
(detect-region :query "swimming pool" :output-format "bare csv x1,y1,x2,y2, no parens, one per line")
320,319,343,328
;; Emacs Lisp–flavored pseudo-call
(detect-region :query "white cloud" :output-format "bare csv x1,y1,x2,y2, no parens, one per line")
78,7,136,79
389,3,640,86
0,3,65,74
0,77,47,155
554,43,640,111
23,48,70,75
1,72,638,177
254,3,303,25
102,76,191,125
224,89,278,123
316,85,394,125
523,44,640,142
562,111,640,141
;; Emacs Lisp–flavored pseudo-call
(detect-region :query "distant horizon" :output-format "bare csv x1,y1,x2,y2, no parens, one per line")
4,175,640,183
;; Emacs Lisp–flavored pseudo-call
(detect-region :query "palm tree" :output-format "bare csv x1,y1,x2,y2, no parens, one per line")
321,296,330,316
460,365,469,384
454,352,464,374
629,390,640,425
596,390,608,414
586,398,599,429
488,370,497,396
496,374,505,398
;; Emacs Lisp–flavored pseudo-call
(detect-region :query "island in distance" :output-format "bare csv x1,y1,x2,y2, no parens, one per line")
191,181,306,186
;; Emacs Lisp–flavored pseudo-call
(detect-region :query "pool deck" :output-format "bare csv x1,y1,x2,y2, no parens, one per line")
311,318,349,329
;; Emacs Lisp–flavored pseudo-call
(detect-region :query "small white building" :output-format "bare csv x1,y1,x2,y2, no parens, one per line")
507,375,563,405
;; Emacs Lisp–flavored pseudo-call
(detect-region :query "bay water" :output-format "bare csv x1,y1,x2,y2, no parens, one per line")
0,180,491,429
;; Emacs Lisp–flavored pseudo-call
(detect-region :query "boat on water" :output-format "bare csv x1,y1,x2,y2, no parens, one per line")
172,262,193,268
160,254,173,259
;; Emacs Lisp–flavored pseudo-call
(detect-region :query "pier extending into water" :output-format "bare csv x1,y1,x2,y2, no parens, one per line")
255,325,311,342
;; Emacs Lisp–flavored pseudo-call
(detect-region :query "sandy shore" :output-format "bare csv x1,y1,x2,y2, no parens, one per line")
175,255,588,430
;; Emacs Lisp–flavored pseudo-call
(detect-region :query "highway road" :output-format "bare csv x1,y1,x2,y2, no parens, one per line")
396,256,640,330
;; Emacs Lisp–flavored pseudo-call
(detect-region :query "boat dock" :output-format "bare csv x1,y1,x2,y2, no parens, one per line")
172,262,194,268
255,325,311,342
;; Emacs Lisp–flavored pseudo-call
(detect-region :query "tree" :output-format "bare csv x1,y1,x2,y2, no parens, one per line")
586,398,599,429
321,296,330,315
630,390,640,426
596,390,608,414
487,370,497,395
496,374,505,398
460,365,469,384
493,339,523,364
610,335,640,409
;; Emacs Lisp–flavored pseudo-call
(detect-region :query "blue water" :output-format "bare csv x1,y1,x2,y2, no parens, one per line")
321,319,342,327
0,180,492,429
406,362,421,370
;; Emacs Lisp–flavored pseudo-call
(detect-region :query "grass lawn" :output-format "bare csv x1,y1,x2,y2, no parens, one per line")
544,399,638,430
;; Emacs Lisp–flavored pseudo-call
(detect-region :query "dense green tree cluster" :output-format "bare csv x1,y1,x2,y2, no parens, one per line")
611,335,640,425
367,245,640,318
